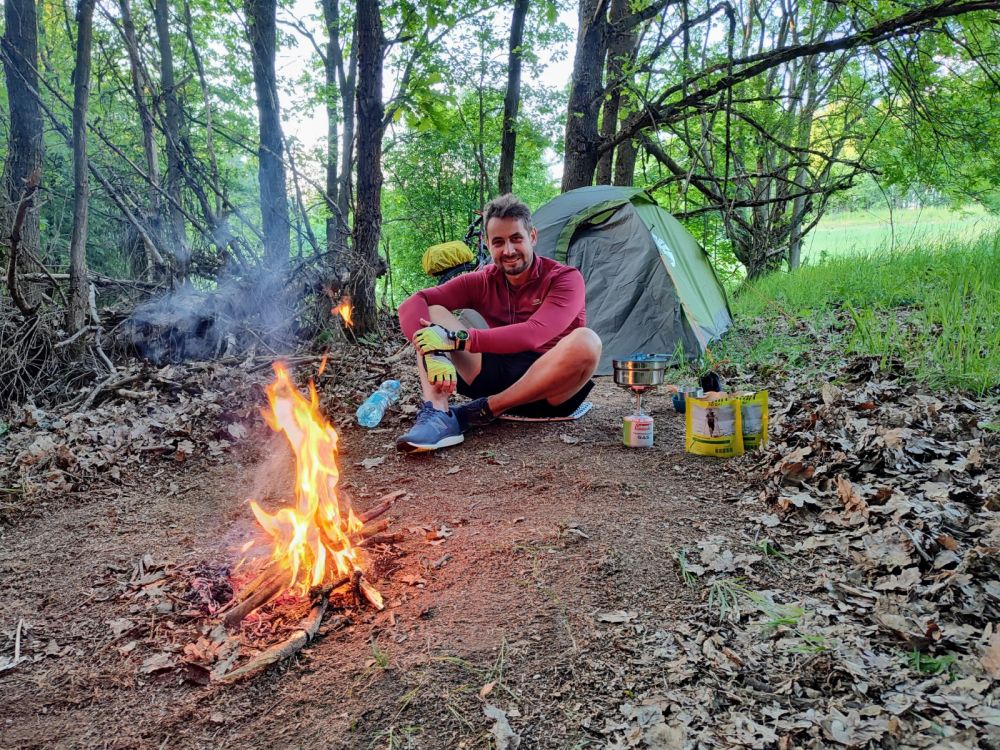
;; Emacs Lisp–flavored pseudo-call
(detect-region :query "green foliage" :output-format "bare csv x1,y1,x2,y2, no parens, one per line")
869,25,1000,213
718,229,1000,395
673,548,698,588
381,85,559,303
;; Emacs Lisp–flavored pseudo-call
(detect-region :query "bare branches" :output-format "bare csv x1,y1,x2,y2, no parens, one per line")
614,0,1000,150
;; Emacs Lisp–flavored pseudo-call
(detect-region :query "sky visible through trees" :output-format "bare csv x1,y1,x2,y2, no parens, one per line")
277,0,576,178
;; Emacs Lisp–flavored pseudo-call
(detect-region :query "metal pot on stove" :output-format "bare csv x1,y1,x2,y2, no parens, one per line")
612,354,672,388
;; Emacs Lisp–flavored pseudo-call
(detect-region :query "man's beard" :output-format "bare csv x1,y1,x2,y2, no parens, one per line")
501,254,532,276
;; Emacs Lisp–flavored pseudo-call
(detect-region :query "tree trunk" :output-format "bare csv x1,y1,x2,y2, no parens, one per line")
182,0,221,217
2,0,45,296
118,0,159,209
613,137,637,186
247,0,291,271
595,0,636,185
323,0,356,257
153,0,188,271
788,61,819,270
498,0,529,195
561,0,609,192
67,0,96,336
338,35,357,242
351,0,384,335
116,0,162,278
322,0,340,252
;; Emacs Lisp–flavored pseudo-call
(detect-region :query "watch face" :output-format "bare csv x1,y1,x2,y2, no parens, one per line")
455,330,469,340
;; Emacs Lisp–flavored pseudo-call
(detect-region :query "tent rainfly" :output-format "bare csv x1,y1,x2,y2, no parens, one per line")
532,186,733,376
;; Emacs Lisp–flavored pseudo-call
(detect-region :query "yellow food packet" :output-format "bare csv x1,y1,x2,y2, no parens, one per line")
737,390,769,451
684,390,768,458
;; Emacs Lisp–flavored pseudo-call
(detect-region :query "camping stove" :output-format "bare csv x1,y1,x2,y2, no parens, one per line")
612,355,672,448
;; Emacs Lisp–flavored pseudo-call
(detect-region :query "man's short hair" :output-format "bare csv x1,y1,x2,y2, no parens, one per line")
483,193,532,234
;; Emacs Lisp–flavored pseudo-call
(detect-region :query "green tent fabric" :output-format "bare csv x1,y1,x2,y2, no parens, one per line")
532,186,732,375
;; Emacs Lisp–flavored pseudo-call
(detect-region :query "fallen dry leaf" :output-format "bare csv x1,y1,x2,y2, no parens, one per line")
479,679,496,700
982,631,1000,679
596,610,637,624
139,652,175,675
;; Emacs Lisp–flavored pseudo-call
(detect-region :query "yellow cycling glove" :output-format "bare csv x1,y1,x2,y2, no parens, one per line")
423,353,457,387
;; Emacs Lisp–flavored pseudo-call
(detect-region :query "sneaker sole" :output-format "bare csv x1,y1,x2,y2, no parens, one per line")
396,433,465,453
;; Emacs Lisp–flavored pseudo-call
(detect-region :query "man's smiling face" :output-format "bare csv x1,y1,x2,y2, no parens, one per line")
487,216,537,280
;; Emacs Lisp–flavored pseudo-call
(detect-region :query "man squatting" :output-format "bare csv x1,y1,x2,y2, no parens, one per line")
395,193,602,453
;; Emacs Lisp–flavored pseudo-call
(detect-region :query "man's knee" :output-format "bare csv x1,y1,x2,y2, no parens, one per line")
457,309,488,330
427,304,453,321
560,328,602,371
427,305,488,332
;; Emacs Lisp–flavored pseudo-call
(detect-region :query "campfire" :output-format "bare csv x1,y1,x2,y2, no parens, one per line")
213,362,397,680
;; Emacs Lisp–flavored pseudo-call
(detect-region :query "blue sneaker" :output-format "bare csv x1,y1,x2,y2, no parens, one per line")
396,402,464,453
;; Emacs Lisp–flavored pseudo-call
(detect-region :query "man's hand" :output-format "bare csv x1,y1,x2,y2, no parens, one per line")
423,353,457,393
413,321,467,355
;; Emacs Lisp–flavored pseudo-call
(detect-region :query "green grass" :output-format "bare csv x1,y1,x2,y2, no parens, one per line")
803,206,1000,262
717,230,1000,395
906,650,957,676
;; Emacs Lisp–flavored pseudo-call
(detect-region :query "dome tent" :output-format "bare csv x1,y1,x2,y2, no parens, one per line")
532,186,732,375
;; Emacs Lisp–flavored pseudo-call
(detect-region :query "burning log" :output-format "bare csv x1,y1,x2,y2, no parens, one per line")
221,509,390,628
221,568,287,629
358,577,384,610
352,518,390,544
359,531,406,547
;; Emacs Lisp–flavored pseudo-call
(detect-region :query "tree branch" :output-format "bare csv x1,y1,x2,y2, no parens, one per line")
6,172,42,318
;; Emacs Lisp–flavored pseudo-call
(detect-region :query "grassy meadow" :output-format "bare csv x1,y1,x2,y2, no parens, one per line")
716,220,1000,396
801,205,1000,262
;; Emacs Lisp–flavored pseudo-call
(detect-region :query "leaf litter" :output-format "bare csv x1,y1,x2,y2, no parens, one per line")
587,351,999,748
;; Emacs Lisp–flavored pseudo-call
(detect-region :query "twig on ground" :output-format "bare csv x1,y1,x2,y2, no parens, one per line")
219,584,348,683
54,326,94,349
247,353,327,373
359,490,406,523
386,341,413,364
70,372,145,412
1,618,26,672
14,618,22,663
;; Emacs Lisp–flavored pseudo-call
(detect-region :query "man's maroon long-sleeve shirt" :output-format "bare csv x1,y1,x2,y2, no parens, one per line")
397,256,586,354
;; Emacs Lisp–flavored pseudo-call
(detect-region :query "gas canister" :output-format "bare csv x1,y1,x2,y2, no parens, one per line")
622,414,654,448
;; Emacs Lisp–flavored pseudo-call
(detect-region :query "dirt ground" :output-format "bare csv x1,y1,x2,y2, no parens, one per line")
1,377,744,749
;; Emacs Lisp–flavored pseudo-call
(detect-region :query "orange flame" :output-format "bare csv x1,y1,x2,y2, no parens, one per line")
248,363,363,594
333,297,353,327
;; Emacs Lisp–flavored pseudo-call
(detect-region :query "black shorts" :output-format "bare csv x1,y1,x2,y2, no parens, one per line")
456,351,595,419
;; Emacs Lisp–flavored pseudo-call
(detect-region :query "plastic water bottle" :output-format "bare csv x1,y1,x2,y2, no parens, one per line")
356,380,401,427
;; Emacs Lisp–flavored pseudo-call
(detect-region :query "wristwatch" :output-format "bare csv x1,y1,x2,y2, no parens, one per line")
450,329,469,351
